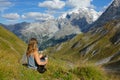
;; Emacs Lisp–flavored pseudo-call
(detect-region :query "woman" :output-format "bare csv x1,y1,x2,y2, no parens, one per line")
26,38,47,70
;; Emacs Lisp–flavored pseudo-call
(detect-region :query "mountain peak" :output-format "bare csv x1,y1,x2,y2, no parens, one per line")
91,0,120,29
113,0,120,7
59,8,100,23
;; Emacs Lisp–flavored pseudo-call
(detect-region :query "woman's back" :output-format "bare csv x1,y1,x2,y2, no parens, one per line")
27,54,37,69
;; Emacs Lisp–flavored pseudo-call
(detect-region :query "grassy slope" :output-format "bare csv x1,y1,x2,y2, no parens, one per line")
46,20,120,80
47,20,120,63
0,25,109,80
0,26,27,80
0,26,78,80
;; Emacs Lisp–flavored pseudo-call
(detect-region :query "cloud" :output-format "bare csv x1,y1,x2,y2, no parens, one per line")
66,0,95,9
2,13,20,20
0,0,13,12
38,0,65,10
22,12,54,21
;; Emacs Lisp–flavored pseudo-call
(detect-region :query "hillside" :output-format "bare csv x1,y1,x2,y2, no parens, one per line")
47,19,120,64
0,26,110,80
0,25,27,79
0,25,74,80
46,20,120,79
91,0,120,29
46,0,120,71
1,0,120,79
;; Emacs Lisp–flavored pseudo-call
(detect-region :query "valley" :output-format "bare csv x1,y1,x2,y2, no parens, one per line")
0,0,120,80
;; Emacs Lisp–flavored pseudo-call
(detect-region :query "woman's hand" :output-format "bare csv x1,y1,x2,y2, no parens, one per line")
34,51,47,65
39,54,43,58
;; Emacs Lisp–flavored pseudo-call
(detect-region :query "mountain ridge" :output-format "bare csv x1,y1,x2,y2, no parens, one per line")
2,8,100,50
90,0,120,29
46,0,120,72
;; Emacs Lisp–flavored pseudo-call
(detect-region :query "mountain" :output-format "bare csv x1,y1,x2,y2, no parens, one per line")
47,19,120,61
1,0,120,79
46,0,120,74
4,22,30,37
46,19,120,80
54,8,100,38
3,8,100,50
91,0,120,28
58,8,100,32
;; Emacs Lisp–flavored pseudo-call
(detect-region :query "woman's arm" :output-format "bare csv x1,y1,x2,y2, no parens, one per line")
34,51,47,65
39,54,43,58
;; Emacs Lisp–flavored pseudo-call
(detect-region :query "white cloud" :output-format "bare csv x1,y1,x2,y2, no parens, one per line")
66,0,95,9
38,0,65,10
22,12,54,21
2,13,20,20
0,0,13,12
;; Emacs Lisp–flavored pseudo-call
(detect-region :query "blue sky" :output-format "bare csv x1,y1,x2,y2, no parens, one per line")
0,0,113,24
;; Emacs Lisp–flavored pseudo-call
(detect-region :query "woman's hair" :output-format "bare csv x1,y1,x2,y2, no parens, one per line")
26,38,38,56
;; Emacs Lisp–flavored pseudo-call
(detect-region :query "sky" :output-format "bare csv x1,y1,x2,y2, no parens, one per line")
0,0,113,24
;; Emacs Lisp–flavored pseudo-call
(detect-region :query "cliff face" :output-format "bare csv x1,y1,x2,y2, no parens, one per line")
91,0,120,28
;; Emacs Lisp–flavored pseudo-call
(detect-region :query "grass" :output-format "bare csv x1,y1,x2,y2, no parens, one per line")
45,20,120,80
49,20,120,62
0,26,79,80
70,64,108,80
19,57,80,80
19,57,109,80
0,20,120,80
0,26,27,80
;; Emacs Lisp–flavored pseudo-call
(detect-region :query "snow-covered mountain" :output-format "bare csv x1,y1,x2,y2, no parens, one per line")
59,8,100,23
58,8,101,32
47,0,120,70
3,8,101,50
53,8,101,39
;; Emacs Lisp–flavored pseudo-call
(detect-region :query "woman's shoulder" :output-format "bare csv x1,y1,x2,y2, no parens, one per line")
33,50,39,56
